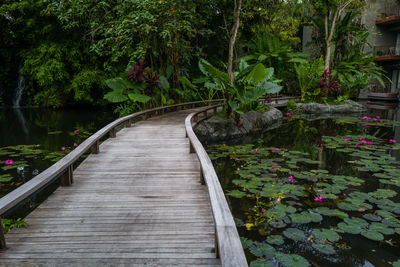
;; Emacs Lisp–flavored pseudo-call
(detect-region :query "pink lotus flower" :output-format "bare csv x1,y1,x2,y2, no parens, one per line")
361,140,367,144
355,142,359,148
61,147,66,151
366,117,371,120
373,118,377,121
272,148,279,152
262,208,267,213
367,142,373,145
345,138,351,141
389,139,397,143
286,113,291,116
73,143,78,147
288,176,294,183
362,116,368,120
270,166,278,170
74,129,79,134
4,159,13,165
376,116,380,119
314,195,324,202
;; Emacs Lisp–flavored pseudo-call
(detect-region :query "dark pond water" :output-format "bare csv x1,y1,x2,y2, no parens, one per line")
209,102,400,267
0,107,116,217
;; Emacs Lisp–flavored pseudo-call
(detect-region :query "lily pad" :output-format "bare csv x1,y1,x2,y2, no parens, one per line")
275,253,310,267
337,222,362,234
228,190,247,198
312,229,340,242
249,242,276,258
283,228,306,241
266,235,284,246
361,230,384,241
363,213,382,222
369,222,395,235
289,212,312,224
311,242,336,255
0,174,13,182
250,260,275,267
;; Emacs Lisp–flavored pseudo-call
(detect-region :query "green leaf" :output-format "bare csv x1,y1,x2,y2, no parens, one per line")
361,230,384,241
249,242,276,258
256,81,282,95
0,174,13,182
239,59,249,72
363,213,382,222
198,59,230,84
369,222,395,235
289,212,312,224
105,77,133,92
275,253,310,267
311,242,336,255
128,93,151,103
158,75,170,89
228,190,246,198
250,260,275,267
266,235,284,246
312,229,340,242
103,91,128,103
283,228,306,241
246,63,267,84
337,222,362,234
393,260,400,267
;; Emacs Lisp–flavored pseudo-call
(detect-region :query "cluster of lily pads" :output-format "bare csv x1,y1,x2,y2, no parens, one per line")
210,129,400,266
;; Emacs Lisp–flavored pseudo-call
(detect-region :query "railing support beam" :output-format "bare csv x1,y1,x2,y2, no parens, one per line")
91,140,99,154
0,217,6,249
109,128,116,138
61,165,73,186
126,119,132,128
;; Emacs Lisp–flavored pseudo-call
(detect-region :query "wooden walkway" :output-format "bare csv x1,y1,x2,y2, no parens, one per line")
0,109,222,266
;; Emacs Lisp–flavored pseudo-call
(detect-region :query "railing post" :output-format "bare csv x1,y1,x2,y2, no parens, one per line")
213,107,217,114
192,103,195,109
126,119,132,128
215,228,219,258
91,140,99,154
61,165,73,186
142,113,147,120
0,217,6,249
200,167,205,185
203,110,207,118
190,141,195,153
193,115,198,123
109,127,116,138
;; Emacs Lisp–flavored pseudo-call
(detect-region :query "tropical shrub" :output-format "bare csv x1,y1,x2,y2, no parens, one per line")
294,58,325,101
198,58,282,115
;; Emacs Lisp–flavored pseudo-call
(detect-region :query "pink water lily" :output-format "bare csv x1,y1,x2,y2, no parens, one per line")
361,140,367,144
389,139,397,143
355,142,360,148
74,129,79,134
288,176,294,183
375,126,379,129
262,208,267,213
376,116,380,119
359,137,365,141
367,142,373,146
73,143,78,147
286,113,291,116
367,100,371,103
314,195,324,202
362,116,368,120
270,166,278,170
286,117,292,120
373,118,377,121
366,117,371,120
255,148,258,153
272,148,279,152
61,147,66,151
345,138,351,141
4,159,13,165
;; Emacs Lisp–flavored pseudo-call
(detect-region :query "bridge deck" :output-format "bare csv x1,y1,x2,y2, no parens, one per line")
0,109,220,266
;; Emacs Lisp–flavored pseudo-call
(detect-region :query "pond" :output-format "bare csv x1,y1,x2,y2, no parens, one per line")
0,107,116,217
209,103,400,267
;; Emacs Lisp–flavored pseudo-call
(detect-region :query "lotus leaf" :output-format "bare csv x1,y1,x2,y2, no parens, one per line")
266,235,284,245
369,189,397,199
309,211,323,223
249,242,276,258
275,253,310,267
361,230,384,241
289,213,312,224
369,222,395,235
344,217,369,228
228,190,247,198
250,260,275,267
311,242,336,255
337,222,362,234
283,228,306,241
337,202,358,211
312,229,340,242
363,214,382,222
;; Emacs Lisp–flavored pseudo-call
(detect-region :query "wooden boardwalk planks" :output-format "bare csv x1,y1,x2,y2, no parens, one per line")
0,109,221,266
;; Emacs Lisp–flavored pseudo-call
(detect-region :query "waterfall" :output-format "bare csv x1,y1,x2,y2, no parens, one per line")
12,72,25,107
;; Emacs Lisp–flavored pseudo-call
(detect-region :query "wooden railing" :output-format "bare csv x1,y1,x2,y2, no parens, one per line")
185,106,248,267
0,99,224,249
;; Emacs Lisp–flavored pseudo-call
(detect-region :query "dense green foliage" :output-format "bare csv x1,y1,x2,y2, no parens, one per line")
0,0,388,109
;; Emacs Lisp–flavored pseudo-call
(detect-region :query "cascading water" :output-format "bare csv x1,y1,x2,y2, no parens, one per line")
12,72,25,107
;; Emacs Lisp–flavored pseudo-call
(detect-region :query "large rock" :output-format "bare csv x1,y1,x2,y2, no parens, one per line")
194,107,283,143
296,100,365,114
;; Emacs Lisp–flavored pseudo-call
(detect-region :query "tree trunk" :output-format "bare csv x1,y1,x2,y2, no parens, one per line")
226,0,242,117
227,0,242,84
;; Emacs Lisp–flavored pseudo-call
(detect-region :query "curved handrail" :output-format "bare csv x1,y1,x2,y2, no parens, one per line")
185,106,248,267
0,99,224,217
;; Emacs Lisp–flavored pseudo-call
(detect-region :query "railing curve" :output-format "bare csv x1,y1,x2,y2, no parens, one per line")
185,106,248,267
0,99,224,248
